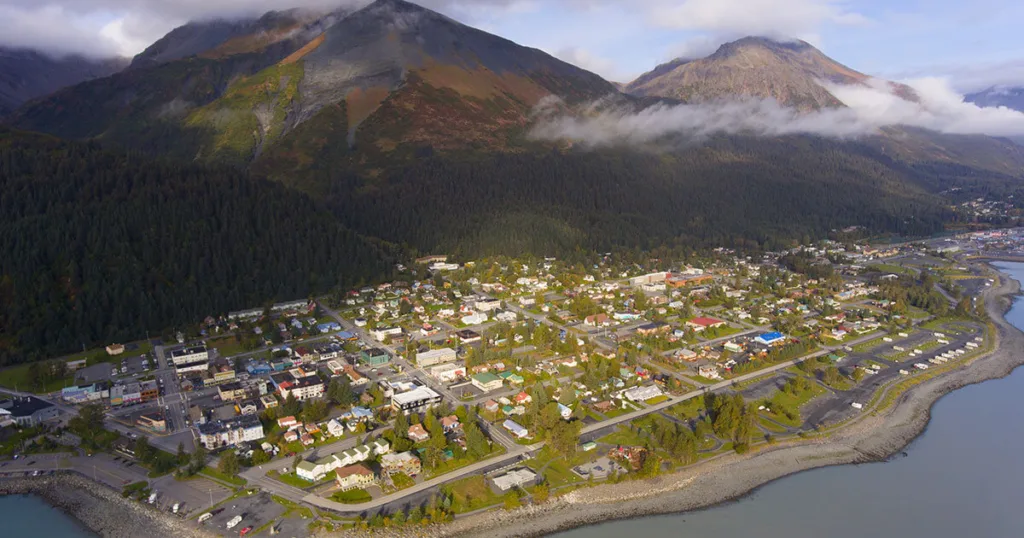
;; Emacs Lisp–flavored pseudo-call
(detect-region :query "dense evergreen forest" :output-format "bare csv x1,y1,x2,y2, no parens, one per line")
0,129,393,364
319,137,952,257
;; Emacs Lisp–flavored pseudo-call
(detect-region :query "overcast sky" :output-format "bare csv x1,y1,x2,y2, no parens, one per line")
2,0,1024,92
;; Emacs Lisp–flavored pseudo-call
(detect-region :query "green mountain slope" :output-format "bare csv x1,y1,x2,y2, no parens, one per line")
0,129,393,364
4,0,1023,262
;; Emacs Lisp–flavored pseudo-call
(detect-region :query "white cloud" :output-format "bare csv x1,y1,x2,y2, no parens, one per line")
649,0,869,39
555,47,626,81
529,77,1024,147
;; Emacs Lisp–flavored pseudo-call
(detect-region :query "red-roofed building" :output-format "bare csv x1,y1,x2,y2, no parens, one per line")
513,391,532,405
685,317,727,332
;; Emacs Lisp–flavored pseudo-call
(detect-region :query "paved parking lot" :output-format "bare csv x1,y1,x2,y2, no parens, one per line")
150,474,233,516
202,492,286,536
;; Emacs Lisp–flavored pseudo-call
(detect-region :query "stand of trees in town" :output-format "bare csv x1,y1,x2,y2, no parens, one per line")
0,129,394,363
877,271,951,317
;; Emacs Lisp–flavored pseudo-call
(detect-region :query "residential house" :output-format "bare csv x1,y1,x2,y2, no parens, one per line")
441,415,461,434
471,372,503,392
380,451,422,476
492,468,537,491
335,464,376,491
503,419,529,439
698,364,721,379
407,424,430,443
623,385,663,402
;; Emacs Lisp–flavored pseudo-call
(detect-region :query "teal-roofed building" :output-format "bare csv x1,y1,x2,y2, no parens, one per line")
360,348,391,366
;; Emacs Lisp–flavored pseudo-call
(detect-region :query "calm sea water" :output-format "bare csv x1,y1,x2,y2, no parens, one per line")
554,262,1024,538
0,494,95,537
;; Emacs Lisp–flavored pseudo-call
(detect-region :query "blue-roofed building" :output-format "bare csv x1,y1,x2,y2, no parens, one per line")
317,322,342,334
755,332,786,346
338,331,357,341
247,361,272,375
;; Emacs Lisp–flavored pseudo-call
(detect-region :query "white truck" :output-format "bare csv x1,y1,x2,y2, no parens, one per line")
147,491,158,504
172,503,181,514
227,515,243,529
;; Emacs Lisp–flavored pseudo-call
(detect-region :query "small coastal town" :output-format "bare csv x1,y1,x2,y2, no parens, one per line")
2,229,1023,536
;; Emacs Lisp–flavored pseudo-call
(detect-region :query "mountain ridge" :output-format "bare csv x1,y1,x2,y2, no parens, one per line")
0,47,127,117
2,0,1022,261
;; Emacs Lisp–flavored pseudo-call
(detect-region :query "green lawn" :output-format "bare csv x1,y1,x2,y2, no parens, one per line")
199,466,246,486
761,382,826,428
445,475,503,514
391,472,415,490
270,470,315,489
644,395,670,405
330,489,372,504
666,398,705,421
206,336,247,358
0,363,74,392
758,416,789,433
597,427,646,447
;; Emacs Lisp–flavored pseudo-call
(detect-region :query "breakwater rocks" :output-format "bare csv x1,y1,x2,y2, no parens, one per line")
0,474,215,538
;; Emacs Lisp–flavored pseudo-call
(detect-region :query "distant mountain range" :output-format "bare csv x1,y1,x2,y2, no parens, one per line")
966,86,1024,112
0,47,126,116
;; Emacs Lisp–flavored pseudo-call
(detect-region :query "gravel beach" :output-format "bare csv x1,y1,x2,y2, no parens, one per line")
347,264,1024,538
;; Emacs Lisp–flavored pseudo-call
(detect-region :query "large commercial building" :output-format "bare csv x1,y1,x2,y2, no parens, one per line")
197,415,265,450
0,396,59,426
391,385,442,416
271,368,326,401
416,347,457,367
170,345,208,366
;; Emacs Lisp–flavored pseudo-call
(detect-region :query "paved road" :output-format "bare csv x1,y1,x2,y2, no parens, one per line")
292,326,893,512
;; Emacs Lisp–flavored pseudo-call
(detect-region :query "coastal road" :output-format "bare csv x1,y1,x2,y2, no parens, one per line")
294,329,890,513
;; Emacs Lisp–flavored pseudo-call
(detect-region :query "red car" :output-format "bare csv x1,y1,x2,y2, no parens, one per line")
240,526,253,536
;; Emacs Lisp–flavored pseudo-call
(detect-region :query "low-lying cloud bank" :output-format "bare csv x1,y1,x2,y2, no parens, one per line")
530,78,1024,147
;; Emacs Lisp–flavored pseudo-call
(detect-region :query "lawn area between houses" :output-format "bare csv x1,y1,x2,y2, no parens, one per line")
330,488,372,504
444,475,503,514
206,336,247,358
199,466,246,486
597,426,646,447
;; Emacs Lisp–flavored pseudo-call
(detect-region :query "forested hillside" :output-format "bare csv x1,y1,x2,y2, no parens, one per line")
315,136,953,256
0,129,393,364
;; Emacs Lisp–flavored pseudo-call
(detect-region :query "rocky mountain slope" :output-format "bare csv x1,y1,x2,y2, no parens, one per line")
3,0,1022,258
0,47,126,116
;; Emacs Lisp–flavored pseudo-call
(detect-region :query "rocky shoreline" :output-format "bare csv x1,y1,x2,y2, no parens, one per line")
345,264,1024,538
0,473,216,538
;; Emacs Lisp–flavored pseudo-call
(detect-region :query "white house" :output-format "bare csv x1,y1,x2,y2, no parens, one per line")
623,385,663,403
461,312,488,326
